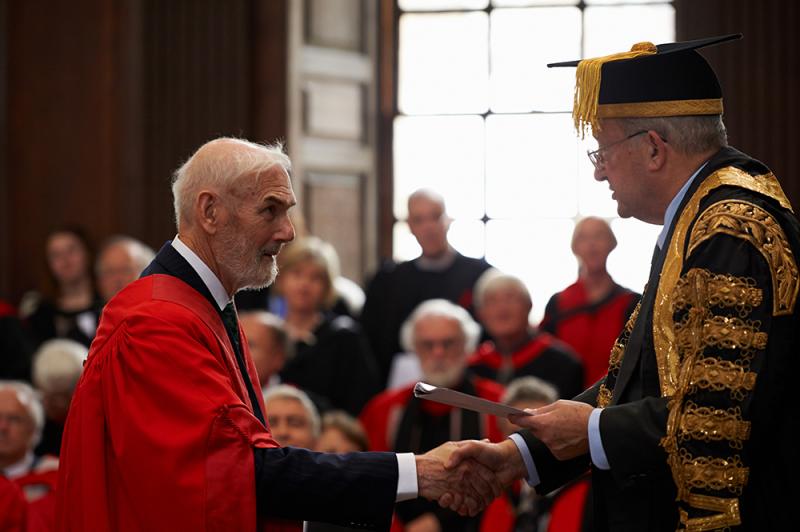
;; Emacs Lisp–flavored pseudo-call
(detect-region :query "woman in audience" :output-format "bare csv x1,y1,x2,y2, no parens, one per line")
276,237,380,416
540,217,640,387
315,410,369,453
20,227,103,348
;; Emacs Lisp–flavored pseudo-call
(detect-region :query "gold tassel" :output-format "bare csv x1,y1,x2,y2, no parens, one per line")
574,41,658,138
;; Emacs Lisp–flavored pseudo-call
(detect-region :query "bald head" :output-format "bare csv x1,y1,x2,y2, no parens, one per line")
571,217,617,275
407,189,450,259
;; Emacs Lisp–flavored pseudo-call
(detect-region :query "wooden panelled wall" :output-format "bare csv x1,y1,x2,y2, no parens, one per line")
675,0,800,206
0,0,289,301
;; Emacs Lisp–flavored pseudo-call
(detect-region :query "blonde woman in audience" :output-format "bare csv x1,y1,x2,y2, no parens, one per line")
276,237,380,416
315,411,369,454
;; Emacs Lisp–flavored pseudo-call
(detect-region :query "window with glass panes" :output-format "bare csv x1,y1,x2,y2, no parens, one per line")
392,0,675,322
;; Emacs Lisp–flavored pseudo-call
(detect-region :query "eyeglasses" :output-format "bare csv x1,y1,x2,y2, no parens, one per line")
587,130,648,169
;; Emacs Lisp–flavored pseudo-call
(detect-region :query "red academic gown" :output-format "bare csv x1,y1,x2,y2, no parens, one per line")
0,475,27,532
541,280,639,387
55,274,300,532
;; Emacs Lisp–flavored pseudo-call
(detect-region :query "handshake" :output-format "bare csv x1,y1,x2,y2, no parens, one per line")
413,399,595,516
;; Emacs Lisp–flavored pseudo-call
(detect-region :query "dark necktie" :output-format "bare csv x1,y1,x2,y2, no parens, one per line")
221,302,241,353
220,301,265,423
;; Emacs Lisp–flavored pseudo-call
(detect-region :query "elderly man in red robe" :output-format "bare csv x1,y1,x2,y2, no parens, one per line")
55,138,502,532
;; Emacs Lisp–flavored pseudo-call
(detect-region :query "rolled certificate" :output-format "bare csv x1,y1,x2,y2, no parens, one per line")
413,382,534,417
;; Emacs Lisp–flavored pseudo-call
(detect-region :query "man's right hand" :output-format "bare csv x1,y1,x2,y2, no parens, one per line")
437,438,527,511
415,441,504,517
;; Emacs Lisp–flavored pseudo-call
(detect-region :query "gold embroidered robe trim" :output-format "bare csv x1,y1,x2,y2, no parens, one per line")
688,200,799,316
688,357,757,400
679,494,741,531
653,166,792,398
673,269,762,316
678,402,751,449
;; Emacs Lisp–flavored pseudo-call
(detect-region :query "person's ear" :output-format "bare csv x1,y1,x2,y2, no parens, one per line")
196,190,222,235
645,131,668,171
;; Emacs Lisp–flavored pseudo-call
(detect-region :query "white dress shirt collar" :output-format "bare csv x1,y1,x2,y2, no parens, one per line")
656,161,709,250
171,235,231,311
2,451,34,479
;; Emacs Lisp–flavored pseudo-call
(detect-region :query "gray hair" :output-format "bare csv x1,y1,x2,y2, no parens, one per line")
400,299,481,354
501,376,558,406
32,339,88,394
0,380,45,448
473,269,532,310
616,115,727,156
239,311,292,357
97,235,156,275
263,384,320,438
171,137,292,230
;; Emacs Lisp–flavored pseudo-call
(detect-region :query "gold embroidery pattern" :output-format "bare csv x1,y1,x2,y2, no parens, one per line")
653,166,792,398
678,450,749,495
679,494,741,531
689,357,757,401
677,315,767,355
597,384,612,409
674,269,762,317
679,402,751,449
688,200,799,317
596,300,642,408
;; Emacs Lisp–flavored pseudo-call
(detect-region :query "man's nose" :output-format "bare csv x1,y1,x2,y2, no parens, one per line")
594,165,607,182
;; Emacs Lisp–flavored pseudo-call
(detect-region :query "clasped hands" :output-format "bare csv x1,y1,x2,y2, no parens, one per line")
416,400,594,516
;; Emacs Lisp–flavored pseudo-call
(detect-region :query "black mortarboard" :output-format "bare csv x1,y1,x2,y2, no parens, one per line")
548,34,742,136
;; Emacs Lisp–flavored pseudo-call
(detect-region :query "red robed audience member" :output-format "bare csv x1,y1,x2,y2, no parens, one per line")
361,299,504,532
481,377,592,532
469,270,584,399
540,218,640,386
0,381,58,532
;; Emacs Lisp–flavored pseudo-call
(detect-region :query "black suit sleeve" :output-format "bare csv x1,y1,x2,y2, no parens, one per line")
254,446,398,531
518,380,601,494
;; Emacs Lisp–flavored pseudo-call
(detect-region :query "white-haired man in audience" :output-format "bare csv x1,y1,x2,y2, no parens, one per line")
469,269,584,399
0,380,58,529
361,189,492,386
31,339,87,457
361,298,505,532
96,235,156,302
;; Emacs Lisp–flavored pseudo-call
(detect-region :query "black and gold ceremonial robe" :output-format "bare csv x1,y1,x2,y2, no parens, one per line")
520,147,799,531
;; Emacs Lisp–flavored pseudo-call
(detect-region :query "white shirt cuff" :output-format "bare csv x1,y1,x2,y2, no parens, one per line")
588,408,610,470
395,452,418,502
509,433,540,487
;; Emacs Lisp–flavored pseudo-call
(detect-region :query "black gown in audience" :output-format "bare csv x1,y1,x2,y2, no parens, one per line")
0,300,33,381
280,314,380,417
361,252,491,385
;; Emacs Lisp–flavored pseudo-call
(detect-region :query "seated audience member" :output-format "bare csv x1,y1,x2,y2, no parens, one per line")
239,311,290,392
307,413,373,532
263,385,319,450
361,189,492,385
95,235,155,302
315,411,370,454
0,300,33,382
481,377,592,532
20,227,103,348
469,270,584,398
277,237,380,416
360,299,504,531
540,217,640,386
0,474,28,531
30,340,88,457
0,381,58,531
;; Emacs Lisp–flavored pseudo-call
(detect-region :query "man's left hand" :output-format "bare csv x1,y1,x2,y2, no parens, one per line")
509,400,594,460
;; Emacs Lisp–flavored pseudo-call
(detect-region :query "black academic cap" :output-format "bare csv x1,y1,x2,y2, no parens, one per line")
548,34,742,136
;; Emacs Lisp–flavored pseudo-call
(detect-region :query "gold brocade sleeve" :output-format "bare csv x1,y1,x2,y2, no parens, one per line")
660,200,797,531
